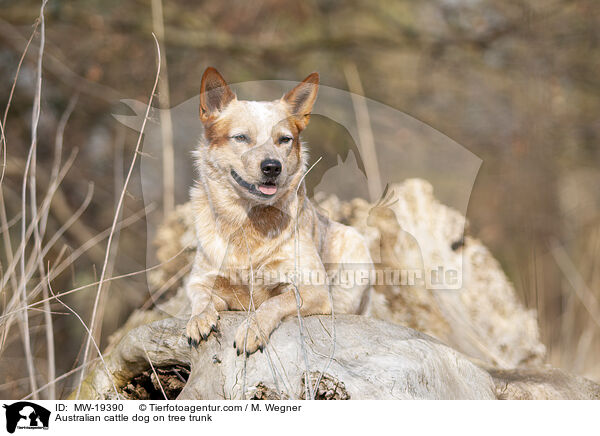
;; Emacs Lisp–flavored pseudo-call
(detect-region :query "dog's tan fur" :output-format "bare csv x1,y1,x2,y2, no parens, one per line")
185,67,373,355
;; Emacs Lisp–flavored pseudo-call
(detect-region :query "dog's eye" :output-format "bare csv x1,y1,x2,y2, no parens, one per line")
278,135,293,144
231,133,250,142
231,134,249,143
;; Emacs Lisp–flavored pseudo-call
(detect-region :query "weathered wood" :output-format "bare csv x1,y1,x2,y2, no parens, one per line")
71,312,497,400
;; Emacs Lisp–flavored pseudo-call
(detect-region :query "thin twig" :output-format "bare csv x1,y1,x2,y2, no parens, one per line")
151,0,175,215
34,74,78,404
551,240,600,329
343,62,382,202
292,156,322,400
0,211,22,235
1,150,78,294
40,94,78,235
0,207,180,324
21,360,94,400
313,262,337,399
17,0,48,400
238,225,285,399
0,15,39,187
240,227,255,400
78,34,162,396
0,199,147,360
47,268,120,399
142,344,168,400
140,262,191,310
0,17,121,102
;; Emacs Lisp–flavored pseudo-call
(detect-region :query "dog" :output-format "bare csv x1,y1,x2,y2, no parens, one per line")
184,67,373,356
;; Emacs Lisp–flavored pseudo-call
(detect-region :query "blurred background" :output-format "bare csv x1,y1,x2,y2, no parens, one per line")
0,0,599,399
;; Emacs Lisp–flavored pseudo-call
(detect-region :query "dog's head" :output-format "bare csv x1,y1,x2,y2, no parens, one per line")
197,67,318,205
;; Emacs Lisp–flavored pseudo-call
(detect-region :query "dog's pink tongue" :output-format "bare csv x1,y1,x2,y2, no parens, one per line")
258,185,277,195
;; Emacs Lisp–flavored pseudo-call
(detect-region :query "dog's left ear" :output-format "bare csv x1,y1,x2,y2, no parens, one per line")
282,72,319,130
200,67,236,122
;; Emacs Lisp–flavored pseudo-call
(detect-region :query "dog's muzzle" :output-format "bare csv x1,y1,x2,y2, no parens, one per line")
231,169,278,198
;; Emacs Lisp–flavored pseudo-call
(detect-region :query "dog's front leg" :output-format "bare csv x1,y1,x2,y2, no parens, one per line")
233,259,331,356
185,273,227,347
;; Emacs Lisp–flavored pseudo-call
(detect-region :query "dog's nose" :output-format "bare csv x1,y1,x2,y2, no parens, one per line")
260,159,282,177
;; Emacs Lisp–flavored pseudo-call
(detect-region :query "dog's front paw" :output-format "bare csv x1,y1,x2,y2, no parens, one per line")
185,307,219,348
233,318,269,357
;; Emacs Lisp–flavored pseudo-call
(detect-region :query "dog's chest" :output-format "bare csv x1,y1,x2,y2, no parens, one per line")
196,222,288,271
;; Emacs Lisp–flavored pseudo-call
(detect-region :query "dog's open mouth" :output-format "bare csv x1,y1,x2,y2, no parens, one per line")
257,182,277,195
231,169,278,197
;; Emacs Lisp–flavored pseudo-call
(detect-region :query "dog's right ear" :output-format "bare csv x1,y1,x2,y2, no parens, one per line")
199,67,236,122
282,72,319,130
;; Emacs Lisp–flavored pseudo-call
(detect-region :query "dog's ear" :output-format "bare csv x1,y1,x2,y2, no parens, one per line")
283,72,319,130
199,67,236,122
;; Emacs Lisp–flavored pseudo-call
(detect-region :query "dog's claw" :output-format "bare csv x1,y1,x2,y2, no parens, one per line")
185,309,219,347
233,320,267,357
185,336,200,349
